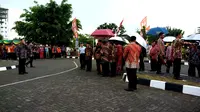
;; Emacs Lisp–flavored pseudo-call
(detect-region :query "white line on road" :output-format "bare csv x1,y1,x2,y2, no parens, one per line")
0,61,78,88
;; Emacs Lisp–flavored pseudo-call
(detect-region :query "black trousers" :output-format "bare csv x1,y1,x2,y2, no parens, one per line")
80,54,85,69
173,58,181,79
151,59,157,71
126,68,137,89
139,57,144,71
62,51,66,58
157,56,162,73
19,58,26,74
166,60,172,73
85,59,92,71
110,62,116,76
102,61,109,76
96,59,101,74
26,57,34,67
188,63,200,77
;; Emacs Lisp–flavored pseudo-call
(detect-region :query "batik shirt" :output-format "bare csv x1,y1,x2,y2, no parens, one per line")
101,44,112,62
173,38,183,59
85,46,93,60
123,42,141,68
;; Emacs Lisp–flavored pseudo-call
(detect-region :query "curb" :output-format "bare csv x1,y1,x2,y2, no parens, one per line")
66,56,95,60
122,73,200,97
144,60,188,66
0,65,18,72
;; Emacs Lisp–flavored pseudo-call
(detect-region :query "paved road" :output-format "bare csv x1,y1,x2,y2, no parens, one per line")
0,60,18,67
0,59,199,112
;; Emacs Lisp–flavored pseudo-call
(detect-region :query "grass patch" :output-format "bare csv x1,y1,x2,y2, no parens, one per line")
137,74,200,87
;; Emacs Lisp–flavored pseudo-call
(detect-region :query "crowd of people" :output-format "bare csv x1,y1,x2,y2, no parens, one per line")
3,39,76,75
0,42,77,61
149,32,200,78
1,32,199,91
79,32,200,91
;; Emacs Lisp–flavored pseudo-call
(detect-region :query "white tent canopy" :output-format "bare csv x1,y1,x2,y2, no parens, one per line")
163,36,176,42
182,34,200,40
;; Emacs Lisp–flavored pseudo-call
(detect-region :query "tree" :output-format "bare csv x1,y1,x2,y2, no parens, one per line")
97,23,126,35
166,27,185,37
0,34,3,40
71,34,95,48
13,0,82,45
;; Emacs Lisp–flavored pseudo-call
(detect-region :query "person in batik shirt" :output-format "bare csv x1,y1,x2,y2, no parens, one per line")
156,32,165,74
172,33,184,80
85,42,93,72
101,40,112,77
123,36,141,91
110,42,117,77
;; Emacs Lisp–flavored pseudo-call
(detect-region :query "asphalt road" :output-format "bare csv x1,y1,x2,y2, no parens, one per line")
0,59,199,112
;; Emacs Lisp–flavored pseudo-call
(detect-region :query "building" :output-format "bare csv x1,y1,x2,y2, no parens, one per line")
0,6,8,39
197,27,200,34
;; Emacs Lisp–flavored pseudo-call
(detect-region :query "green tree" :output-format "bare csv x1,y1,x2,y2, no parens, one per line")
0,34,3,40
71,34,95,48
97,23,126,35
166,27,185,37
13,0,82,45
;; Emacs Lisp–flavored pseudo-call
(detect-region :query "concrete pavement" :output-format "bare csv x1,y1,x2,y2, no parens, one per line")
0,59,199,112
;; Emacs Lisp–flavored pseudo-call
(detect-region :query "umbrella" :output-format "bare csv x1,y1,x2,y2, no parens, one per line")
126,33,147,49
13,39,21,44
3,40,12,44
163,36,176,42
147,27,168,35
91,29,114,39
182,34,200,40
109,36,129,45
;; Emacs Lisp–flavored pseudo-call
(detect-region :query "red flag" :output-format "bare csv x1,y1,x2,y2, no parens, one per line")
72,18,78,38
116,19,124,34
140,16,147,28
146,25,150,31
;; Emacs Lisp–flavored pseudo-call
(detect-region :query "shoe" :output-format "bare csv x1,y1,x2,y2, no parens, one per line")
18,73,24,75
30,66,35,68
23,72,28,74
124,88,134,92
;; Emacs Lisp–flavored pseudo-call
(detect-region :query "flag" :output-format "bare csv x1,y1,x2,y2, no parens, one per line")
116,19,124,34
146,25,150,31
72,18,78,38
140,16,147,28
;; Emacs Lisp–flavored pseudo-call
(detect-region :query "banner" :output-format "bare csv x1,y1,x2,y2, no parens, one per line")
72,18,78,38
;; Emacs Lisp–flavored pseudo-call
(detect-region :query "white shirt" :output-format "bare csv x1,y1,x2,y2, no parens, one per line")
79,46,86,54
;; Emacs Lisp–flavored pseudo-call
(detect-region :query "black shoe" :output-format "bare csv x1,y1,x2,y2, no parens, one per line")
124,88,134,92
18,73,24,75
23,72,28,74
30,66,35,68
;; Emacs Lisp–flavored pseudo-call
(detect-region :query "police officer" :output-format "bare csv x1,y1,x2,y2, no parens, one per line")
16,39,28,75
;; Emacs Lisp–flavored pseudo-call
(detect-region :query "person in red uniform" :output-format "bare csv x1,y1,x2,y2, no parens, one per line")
39,45,44,59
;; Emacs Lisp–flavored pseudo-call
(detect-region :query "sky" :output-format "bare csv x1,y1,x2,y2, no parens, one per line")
0,0,200,39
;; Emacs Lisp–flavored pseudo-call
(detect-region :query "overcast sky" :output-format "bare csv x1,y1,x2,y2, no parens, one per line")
1,0,200,39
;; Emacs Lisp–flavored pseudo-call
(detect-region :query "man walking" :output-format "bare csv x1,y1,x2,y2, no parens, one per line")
123,36,141,91
79,43,86,70
16,39,28,75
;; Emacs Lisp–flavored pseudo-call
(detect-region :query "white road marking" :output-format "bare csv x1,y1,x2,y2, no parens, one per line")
0,67,7,71
0,61,78,88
